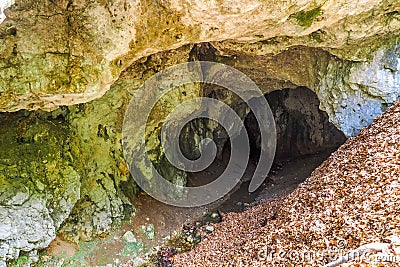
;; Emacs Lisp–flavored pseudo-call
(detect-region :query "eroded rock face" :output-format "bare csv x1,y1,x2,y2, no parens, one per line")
0,0,400,264
318,44,400,136
0,45,197,264
0,0,399,112
0,111,80,263
59,45,198,242
209,43,400,136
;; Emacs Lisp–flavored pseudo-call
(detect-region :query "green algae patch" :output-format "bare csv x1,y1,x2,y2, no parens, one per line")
292,7,323,28
0,110,81,220
0,109,82,266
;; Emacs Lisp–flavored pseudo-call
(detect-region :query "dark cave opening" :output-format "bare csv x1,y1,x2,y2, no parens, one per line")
246,86,347,162
185,87,347,210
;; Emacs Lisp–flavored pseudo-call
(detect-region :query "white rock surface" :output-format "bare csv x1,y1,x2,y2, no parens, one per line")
318,45,400,136
0,0,14,24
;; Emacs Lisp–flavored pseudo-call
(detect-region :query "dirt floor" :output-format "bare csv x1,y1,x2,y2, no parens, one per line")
42,149,337,266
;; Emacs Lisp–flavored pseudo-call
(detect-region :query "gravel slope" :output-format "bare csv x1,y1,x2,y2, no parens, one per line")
173,101,400,267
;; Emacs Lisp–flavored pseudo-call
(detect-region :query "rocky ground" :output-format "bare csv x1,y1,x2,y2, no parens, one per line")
171,101,400,266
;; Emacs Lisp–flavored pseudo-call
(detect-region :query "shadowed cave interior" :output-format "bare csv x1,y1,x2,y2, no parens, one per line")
184,86,347,211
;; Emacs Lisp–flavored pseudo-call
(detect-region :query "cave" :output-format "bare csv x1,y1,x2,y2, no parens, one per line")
1,0,399,265
186,86,347,211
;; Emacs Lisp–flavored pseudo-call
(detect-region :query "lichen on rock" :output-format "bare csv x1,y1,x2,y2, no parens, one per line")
0,110,80,264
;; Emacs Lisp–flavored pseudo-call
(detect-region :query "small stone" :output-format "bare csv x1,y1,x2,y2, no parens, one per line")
122,231,137,243
130,257,147,266
205,226,214,233
194,233,202,244
210,212,219,219
186,235,194,243
203,211,211,216
34,180,45,191
141,224,155,240
29,250,39,263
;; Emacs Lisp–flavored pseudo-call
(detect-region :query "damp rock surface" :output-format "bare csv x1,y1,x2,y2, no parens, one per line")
246,87,347,160
0,112,80,264
0,0,399,117
0,46,196,264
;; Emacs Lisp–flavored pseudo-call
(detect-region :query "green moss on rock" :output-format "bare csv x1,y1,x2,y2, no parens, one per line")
292,7,323,28
0,110,81,263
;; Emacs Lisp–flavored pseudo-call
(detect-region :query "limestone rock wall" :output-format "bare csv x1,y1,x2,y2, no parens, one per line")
0,0,400,265
0,111,80,264
0,0,399,112
318,44,400,136
59,45,198,242
211,43,400,136
0,45,196,264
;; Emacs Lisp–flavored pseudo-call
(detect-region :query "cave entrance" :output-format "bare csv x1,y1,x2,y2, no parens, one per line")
186,86,347,211
129,86,347,249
